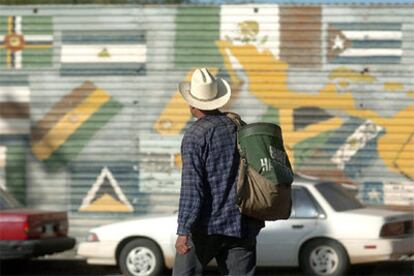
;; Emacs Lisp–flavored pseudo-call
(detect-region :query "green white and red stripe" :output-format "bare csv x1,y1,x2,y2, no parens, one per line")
175,5,322,69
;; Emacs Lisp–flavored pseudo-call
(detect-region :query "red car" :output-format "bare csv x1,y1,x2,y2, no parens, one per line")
0,188,75,260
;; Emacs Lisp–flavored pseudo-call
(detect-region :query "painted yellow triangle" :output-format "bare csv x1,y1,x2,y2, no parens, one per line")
98,48,110,58
79,193,132,212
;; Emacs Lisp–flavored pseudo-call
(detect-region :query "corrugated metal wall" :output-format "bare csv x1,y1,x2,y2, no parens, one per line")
1,4,413,239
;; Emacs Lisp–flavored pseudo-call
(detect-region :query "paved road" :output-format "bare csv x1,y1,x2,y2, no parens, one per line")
1,259,413,276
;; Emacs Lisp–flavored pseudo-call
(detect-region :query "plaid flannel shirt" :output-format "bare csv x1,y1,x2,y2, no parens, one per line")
177,113,264,238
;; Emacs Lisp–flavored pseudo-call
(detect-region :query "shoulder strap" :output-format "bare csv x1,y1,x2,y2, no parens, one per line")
225,112,247,158
225,112,246,129
226,112,249,204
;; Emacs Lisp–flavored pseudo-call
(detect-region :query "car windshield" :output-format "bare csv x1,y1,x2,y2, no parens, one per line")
0,189,22,210
315,182,364,212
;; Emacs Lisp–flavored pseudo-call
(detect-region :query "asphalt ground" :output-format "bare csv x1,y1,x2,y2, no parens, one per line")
0,259,413,276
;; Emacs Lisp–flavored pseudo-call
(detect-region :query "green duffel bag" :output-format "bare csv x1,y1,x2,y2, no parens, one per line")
238,122,293,185
227,113,294,221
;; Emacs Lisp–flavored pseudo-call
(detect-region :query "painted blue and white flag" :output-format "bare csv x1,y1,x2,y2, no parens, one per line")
360,182,384,205
327,23,402,64
360,181,414,206
60,31,147,76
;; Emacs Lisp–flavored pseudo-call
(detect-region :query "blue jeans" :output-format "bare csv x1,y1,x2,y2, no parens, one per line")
172,233,257,276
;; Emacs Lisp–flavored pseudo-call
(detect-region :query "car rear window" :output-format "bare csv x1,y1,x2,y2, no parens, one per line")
292,187,321,218
315,182,364,212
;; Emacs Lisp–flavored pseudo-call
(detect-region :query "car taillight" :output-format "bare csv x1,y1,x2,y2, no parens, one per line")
87,232,99,242
23,221,29,234
24,220,42,239
380,220,413,237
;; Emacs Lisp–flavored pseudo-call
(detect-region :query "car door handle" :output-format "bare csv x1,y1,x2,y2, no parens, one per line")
292,224,304,229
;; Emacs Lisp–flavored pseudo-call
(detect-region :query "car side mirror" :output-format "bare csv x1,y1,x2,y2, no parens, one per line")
318,213,326,219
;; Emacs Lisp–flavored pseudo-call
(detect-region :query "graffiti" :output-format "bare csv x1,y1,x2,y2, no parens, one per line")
31,81,123,171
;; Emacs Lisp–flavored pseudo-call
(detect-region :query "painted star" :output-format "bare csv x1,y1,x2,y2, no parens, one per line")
367,188,381,201
332,34,345,50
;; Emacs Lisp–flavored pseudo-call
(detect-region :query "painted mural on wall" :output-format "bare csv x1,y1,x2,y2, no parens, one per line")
0,5,413,215
60,31,147,76
152,6,414,206
0,74,30,202
70,162,142,213
31,81,123,172
0,16,53,69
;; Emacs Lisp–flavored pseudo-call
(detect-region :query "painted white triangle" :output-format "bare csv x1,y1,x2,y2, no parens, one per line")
79,166,133,211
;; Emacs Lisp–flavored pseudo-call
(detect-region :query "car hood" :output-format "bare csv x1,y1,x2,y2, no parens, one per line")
343,207,413,222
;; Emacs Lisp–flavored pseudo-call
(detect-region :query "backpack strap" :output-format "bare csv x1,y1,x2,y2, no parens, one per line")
226,112,249,205
225,112,246,128
225,112,245,156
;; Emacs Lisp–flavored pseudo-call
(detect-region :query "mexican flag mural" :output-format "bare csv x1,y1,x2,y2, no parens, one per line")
175,5,322,69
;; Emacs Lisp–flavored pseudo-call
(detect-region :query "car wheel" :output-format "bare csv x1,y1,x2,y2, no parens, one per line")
300,239,349,276
118,238,164,276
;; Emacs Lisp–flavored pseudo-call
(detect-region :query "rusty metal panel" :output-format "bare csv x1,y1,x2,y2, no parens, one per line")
0,4,413,239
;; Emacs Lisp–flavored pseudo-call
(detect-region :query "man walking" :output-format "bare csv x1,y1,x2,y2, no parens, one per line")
173,68,264,276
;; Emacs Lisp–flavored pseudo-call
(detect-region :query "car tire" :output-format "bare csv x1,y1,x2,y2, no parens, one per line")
118,238,164,276
300,239,349,276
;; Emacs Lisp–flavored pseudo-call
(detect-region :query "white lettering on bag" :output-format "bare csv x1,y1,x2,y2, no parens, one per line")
260,158,273,172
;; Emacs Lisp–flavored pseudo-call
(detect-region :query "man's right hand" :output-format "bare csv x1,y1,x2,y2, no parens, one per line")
175,235,192,255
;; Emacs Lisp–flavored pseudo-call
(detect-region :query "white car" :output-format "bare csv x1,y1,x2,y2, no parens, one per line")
77,177,414,276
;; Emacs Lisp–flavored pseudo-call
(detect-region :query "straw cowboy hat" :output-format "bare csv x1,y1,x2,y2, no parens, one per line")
178,68,231,110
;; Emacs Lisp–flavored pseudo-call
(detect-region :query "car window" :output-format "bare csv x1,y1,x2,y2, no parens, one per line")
0,189,22,210
315,182,364,212
291,187,320,218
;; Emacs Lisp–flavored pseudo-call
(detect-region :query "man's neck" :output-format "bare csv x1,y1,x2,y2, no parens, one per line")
195,109,221,119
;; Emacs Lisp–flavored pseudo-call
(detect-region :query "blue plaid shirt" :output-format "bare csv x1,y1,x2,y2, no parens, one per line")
177,113,264,238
